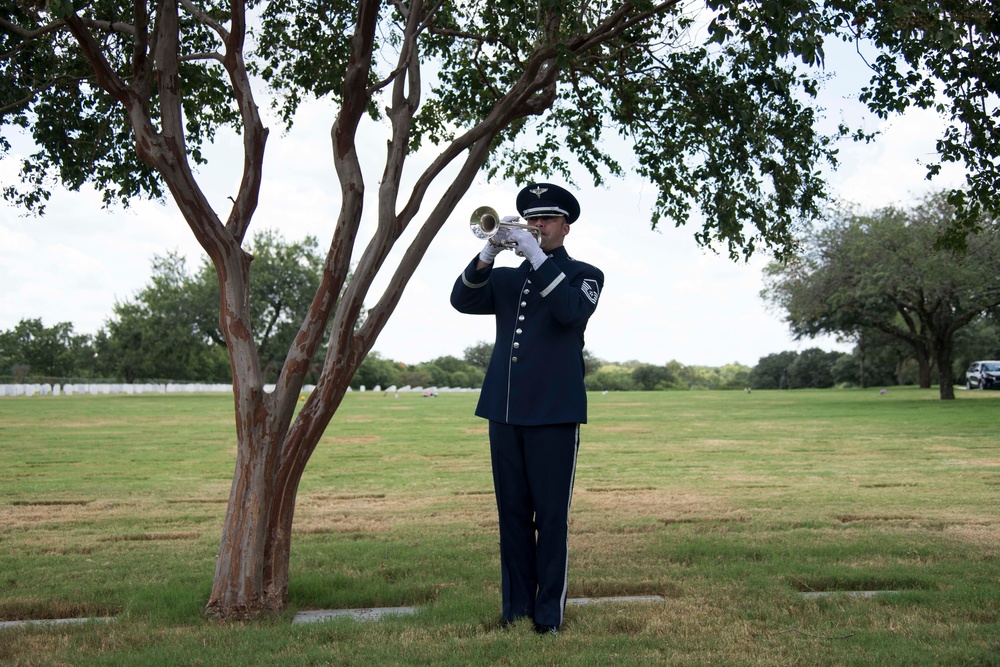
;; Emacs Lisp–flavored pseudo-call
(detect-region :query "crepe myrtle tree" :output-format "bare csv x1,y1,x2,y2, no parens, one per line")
3,0,997,619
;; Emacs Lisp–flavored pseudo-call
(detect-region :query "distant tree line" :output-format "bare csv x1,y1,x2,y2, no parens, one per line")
4,311,996,392
763,191,1000,399
584,359,753,391
4,202,998,391
350,350,485,391
1,230,330,385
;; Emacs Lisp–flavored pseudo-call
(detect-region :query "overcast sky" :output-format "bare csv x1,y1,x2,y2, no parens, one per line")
0,39,967,368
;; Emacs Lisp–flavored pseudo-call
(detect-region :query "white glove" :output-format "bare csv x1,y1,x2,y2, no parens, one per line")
477,226,515,264
509,227,546,270
479,240,503,264
491,225,514,245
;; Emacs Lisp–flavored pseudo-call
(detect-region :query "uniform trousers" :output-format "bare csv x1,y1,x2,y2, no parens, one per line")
488,421,580,627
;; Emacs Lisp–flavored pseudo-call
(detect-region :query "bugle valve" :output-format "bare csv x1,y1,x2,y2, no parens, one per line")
469,206,541,253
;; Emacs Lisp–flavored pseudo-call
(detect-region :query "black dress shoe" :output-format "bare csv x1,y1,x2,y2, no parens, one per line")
534,623,559,636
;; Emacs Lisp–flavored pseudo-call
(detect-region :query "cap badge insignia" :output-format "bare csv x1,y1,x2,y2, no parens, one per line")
529,186,548,198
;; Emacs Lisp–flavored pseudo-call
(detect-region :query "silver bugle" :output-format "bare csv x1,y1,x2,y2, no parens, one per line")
469,206,541,252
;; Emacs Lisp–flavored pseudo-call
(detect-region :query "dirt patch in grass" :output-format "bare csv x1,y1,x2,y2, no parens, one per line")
293,515,393,535
295,522,391,535
2,502,115,532
659,515,751,525
835,513,921,522
789,574,931,593
572,578,683,600
307,493,387,501
585,486,657,492
0,597,119,622
99,532,201,542
858,482,920,488
11,499,91,506
575,522,660,535
165,498,227,504
1,499,215,538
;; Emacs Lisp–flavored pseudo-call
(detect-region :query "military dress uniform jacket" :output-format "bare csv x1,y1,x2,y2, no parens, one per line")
451,246,603,426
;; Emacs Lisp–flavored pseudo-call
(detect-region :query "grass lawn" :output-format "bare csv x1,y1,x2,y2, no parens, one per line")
0,386,997,665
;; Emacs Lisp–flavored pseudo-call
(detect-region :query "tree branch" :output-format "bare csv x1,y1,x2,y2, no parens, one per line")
218,0,267,244
355,9,588,349
81,17,137,35
569,0,684,56
358,134,494,347
179,51,225,64
0,16,62,40
0,15,134,42
179,0,230,41
0,74,92,114
366,0,442,95
277,0,382,421
153,0,185,151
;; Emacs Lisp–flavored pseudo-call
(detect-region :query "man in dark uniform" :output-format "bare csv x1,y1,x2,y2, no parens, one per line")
450,183,603,635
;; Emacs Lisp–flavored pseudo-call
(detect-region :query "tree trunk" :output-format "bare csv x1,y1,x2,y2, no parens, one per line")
915,348,932,389
203,227,370,617
203,246,281,618
268,349,361,603
205,408,281,618
934,339,956,400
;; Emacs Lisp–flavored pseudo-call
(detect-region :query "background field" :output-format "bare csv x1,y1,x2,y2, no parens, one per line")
0,387,998,666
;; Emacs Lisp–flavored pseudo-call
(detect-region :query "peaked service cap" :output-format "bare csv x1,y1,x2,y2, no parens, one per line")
516,183,581,224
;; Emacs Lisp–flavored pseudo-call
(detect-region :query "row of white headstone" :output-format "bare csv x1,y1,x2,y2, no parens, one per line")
0,383,233,397
357,385,478,393
0,383,478,397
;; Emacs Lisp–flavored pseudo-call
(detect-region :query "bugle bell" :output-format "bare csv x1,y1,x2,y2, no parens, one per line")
469,206,541,253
